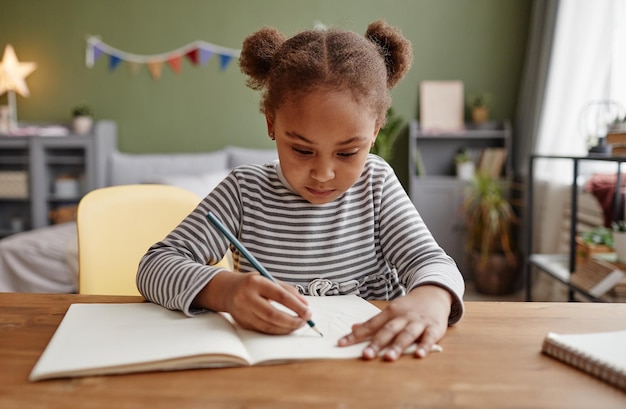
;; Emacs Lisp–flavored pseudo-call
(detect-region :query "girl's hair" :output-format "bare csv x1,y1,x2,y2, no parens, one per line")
239,20,413,126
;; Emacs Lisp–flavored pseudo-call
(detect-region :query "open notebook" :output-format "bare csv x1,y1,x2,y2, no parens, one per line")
30,295,420,381
541,329,626,392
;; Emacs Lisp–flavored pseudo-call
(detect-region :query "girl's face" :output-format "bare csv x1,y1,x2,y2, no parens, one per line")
268,89,379,205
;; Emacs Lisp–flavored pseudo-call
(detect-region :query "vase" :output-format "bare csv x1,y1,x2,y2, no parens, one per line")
469,251,520,295
72,116,93,136
471,107,489,124
456,161,475,181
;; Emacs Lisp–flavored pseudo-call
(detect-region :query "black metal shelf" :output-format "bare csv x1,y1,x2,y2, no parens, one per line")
525,154,626,302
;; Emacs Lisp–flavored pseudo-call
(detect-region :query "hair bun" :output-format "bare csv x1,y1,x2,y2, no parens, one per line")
365,20,413,89
239,27,286,90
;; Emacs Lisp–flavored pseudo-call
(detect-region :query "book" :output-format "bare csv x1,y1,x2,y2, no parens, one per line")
478,147,507,178
30,295,400,381
541,330,626,392
570,258,625,297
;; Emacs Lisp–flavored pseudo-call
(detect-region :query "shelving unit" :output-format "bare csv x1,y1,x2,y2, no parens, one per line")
407,120,512,275
0,121,116,237
525,154,626,302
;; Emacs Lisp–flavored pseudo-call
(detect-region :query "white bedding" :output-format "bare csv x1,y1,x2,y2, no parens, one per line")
0,222,78,293
0,146,277,293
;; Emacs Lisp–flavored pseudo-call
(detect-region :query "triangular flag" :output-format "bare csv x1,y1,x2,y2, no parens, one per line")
218,54,233,71
199,48,214,66
167,56,183,74
147,61,163,79
127,62,142,76
185,48,199,66
108,54,123,71
93,45,105,63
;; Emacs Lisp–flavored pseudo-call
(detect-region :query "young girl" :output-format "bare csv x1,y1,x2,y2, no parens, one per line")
137,20,464,362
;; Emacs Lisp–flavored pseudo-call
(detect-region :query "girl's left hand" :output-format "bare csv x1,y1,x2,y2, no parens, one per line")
337,285,452,361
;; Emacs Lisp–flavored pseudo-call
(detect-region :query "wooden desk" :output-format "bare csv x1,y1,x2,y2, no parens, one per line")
1,293,625,409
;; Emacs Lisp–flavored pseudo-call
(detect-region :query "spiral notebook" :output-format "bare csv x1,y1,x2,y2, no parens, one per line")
541,330,626,391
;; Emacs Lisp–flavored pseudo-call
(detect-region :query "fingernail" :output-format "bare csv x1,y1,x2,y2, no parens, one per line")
416,347,427,358
363,346,377,359
385,348,399,361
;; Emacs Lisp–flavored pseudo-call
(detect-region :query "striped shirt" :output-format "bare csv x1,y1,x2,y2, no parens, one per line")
137,155,464,324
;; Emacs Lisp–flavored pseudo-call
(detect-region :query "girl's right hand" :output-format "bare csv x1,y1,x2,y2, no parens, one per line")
193,270,312,335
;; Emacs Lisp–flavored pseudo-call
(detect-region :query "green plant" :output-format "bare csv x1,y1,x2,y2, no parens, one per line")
454,147,472,164
612,114,626,124
72,104,93,117
581,226,614,247
371,107,405,163
463,172,517,267
612,221,626,233
466,92,493,109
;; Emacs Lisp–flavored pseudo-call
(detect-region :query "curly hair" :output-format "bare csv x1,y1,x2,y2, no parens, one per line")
239,20,413,126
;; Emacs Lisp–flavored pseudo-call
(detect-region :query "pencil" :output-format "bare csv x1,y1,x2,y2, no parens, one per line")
206,211,323,337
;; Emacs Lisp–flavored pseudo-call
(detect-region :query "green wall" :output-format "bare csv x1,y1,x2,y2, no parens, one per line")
0,0,531,159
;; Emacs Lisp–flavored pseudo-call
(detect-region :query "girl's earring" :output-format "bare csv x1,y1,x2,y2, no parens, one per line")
269,132,275,140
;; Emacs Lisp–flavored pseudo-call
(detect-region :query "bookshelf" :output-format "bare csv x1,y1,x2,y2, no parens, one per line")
0,121,116,237
407,120,512,276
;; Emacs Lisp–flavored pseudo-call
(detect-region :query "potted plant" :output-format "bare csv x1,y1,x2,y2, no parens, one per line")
371,107,405,163
462,171,519,294
576,226,614,266
71,104,94,135
454,148,475,181
608,114,626,133
467,92,493,124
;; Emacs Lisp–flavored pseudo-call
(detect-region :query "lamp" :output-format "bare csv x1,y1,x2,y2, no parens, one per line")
0,44,37,132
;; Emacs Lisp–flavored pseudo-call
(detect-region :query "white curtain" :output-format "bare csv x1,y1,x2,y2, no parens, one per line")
532,0,625,254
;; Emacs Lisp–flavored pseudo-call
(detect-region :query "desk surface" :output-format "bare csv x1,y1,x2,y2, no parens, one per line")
1,293,625,409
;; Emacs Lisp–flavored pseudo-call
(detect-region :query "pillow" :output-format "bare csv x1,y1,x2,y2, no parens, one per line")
225,146,278,168
153,170,231,198
109,151,229,186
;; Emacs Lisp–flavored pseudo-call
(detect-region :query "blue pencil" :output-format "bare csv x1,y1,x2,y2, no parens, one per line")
206,211,323,337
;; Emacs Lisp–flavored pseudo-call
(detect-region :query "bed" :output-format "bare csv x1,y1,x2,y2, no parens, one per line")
0,146,278,293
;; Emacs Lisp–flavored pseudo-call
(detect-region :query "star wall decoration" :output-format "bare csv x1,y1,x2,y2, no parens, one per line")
0,45,37,97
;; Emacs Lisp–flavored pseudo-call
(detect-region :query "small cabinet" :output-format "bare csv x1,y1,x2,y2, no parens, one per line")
407,120,512,276
0,121,116,237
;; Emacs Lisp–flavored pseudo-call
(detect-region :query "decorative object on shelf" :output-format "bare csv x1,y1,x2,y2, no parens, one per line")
609,113,626,133
0,171,28,199
607,113,626,156
576,227,614,267
466,92,493,124
419,80,464,133
370,107,405,163
570,258,625,298
71,104,94,135
463,172,519,294
580,100,623,156
10,216,23,233
48,204,78,225
54,174,81,198
454,148,475,181
0,44,37,133
85,36,240,80
612,221,626,263
478,147,507,178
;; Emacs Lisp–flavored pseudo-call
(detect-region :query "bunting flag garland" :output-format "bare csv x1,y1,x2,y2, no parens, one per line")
85,36,241,79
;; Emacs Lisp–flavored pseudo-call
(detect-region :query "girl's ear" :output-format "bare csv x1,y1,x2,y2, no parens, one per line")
265,115,275,140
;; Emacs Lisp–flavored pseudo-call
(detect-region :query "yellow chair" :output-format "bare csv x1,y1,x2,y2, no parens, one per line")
76,184,229,296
